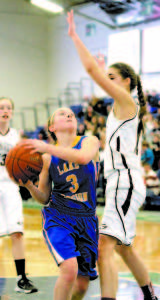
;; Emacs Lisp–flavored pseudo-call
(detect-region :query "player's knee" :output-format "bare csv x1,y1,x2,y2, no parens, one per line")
64,269,77,285
10,232,23,241
116,244,132,257
98,234,116,258
60,259,78,284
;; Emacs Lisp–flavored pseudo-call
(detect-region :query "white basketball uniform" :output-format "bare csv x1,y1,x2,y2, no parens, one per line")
0,128,24,236
100,109,146,245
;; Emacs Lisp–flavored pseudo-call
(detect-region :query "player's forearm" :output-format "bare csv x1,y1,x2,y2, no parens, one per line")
25,182,48,205
46,139,99,164
71,32,98,75
71,33,134,107
46,144,87,164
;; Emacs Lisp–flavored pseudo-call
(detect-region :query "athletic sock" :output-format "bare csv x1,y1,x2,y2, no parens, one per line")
141,282,156,299
14,259,26,279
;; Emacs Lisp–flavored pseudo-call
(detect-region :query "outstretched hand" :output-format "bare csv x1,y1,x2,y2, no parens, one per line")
9,175,33,189
18,139,48,154
18,178,34,189
94,53,106,70
67,10,76,37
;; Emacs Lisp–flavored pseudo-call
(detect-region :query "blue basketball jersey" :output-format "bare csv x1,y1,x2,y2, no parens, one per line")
49,136,98,216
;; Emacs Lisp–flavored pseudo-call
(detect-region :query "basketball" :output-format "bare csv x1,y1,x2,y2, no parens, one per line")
5,143,43,183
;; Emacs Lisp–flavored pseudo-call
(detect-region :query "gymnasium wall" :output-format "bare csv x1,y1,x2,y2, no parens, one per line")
1,1,160,129
48,13,112,100
48,14,160,99
0,9,48,109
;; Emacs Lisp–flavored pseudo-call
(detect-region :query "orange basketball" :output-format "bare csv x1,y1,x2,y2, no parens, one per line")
5,143,43,183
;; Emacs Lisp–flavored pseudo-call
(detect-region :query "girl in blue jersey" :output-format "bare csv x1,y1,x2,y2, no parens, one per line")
19,107,100,300
67,10,158,300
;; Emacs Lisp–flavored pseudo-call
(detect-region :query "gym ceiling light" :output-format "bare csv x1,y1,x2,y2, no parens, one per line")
30,0,64,13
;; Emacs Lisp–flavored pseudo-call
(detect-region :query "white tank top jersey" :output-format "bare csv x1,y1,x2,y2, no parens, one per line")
0,128,20,181
104,108,143,177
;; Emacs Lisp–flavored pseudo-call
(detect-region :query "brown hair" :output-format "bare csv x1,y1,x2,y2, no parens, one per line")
109,62,147,120
0,97,14,110
142,141,149,147
47,114,57,142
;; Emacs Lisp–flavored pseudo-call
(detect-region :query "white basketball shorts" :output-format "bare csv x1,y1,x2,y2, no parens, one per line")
0,182,24,236
100,169,146,245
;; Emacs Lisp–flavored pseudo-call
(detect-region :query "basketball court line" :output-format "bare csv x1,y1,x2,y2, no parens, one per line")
2,276,160,300
2,272,160,283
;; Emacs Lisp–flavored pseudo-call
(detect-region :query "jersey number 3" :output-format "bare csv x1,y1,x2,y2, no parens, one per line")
66,174,79,193
0,154,7,166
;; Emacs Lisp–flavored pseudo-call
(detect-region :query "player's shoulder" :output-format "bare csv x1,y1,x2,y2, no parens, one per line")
9,127,19,135
82,135,99,145
9,128,21,141
75,135,100,150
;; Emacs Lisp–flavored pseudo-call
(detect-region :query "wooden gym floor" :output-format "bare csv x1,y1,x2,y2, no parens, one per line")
0,201,160,299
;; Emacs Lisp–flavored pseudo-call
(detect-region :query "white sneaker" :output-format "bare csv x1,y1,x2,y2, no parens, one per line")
15,275,38,294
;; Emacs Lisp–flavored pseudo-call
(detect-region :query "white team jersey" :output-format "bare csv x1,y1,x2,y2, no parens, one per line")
104,108,143,177
0,128,20,181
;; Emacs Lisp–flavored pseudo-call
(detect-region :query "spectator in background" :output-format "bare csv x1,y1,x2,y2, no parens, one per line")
143,113,155,142
91,97,109,116
82,95,91,115
152,133,160,150
141,141,155,167
151,133,160,171
84,103,94,123
153,107,160,120
85,120,94,137
96,116,106,137
38,127,49,142
97,116,106,130
77,122,86,136
106,104,112,116
146,90,159,114
91,115,98,127
142,162,160,197
151,118,160,136
148,118,160,145
91,115,99,137
84,104,96,136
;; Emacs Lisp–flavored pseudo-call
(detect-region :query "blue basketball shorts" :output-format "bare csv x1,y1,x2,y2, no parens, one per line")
41,206,99,280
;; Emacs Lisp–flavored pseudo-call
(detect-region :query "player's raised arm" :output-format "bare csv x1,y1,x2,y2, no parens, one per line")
67,10,134,109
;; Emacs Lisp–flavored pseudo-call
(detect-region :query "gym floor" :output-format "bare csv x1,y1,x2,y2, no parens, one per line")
0,202,160,299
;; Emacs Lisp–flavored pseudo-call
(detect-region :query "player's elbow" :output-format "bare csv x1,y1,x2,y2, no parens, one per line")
38,195,49,205
77,154,91,165
85,60,95,75
86,65,95,76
